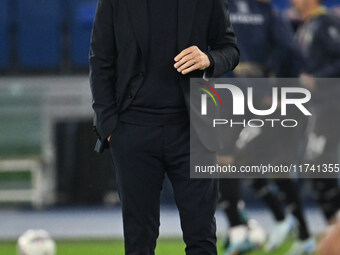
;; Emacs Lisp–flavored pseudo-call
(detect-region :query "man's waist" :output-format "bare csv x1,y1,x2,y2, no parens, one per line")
119,108,189,126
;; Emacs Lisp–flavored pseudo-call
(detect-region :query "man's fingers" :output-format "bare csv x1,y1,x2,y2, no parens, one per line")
174,54,194,69
181,63,201,75
174,49,191,62
174,46,197,62
174,47,193,61
177,58,196,72
174,46,208,74
174,51,200,69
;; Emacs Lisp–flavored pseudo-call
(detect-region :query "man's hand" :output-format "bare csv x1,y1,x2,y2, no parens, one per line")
174,46,210,75
107,135,111,142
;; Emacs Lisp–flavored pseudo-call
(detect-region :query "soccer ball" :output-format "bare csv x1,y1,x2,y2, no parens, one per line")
17,229,56,255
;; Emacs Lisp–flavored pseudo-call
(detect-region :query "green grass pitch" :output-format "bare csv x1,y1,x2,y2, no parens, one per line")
0,239,297,255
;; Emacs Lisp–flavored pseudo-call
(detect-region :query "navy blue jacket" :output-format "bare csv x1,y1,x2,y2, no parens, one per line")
90,0,239,153
228,0,303,78
296,9,340,78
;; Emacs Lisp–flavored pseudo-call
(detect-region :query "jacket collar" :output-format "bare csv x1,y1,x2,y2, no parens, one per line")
125,0,198,63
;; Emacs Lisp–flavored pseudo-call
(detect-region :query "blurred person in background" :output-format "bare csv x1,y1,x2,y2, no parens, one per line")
89,0,239,254
293,0,340,79
217,0,315,254
291,0,340,225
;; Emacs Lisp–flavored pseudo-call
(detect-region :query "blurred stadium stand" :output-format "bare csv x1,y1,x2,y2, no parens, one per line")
0,0,338,73
0,81,45,206
0,0,10,70
69,0,97,68
0,77,116,207
17,0,62,70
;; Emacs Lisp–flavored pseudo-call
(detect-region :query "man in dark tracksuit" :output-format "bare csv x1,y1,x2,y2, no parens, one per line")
292,0,340,222
89,0,239,254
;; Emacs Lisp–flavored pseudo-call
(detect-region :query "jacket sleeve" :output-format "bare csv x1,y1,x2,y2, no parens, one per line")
89,0,118,147
205,0,240,78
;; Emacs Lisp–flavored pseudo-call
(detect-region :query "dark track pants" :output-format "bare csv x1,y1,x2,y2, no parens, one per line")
109,120,218,255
